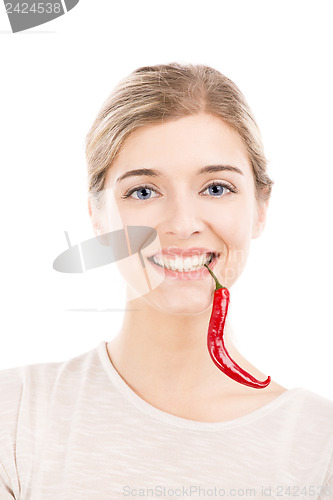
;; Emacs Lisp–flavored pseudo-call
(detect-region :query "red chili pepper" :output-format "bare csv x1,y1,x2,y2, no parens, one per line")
204,263,271,389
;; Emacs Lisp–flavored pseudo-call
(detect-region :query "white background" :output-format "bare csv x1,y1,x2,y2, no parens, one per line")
0,1,332,399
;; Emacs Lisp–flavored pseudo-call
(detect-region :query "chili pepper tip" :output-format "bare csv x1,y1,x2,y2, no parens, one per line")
204,263,225,290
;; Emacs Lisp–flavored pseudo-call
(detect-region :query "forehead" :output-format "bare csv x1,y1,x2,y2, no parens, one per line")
108,113,252,182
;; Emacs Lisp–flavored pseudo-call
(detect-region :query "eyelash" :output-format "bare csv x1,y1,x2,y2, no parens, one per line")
121,181,238,201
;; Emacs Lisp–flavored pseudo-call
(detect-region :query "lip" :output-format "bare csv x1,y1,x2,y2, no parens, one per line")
149,247,220,259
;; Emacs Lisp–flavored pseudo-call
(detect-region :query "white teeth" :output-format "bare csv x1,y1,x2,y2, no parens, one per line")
183,257,192,271
154,255,164,267
192,256,199,267
152,253,214,272
175,257,184,272
198,255,205,266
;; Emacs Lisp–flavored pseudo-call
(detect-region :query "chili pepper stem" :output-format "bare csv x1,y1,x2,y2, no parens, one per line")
204,263,225,290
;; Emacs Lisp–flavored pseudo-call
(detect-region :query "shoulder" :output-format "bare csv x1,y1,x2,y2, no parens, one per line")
312,394,333,496
295,387,333,417
0,344,104,495
0,344,102,424
285,387,333,443
0,344,103,465
0,359,63,431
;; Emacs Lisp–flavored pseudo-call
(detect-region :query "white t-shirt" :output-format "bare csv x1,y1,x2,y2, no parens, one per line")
0,341,332,500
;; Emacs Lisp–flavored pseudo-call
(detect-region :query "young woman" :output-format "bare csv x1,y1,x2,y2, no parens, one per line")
1,62,332,499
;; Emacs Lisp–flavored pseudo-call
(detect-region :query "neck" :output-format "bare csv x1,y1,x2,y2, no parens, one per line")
106,295,267,403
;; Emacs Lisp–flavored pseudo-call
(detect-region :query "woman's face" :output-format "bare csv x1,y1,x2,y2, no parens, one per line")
91,112,268,315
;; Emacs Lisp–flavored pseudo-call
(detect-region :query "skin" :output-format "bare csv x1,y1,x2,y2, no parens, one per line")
88,112,287,422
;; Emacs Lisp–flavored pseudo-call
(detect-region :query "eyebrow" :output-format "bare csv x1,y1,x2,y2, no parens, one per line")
116,165,244,183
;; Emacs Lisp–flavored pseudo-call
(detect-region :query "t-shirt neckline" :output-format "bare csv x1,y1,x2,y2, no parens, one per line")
97,340,303,431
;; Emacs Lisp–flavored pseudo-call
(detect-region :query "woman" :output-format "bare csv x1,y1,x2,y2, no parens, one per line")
1,62,332,499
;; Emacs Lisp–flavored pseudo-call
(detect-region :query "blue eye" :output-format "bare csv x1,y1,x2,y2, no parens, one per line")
202,183,233,197
122,185,159,201
122,182,237,201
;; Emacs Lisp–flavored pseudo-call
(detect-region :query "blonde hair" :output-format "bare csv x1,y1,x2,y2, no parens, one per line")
85,62,273,210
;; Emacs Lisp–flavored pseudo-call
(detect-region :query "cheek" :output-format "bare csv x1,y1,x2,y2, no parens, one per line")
105,200,164,296
207,204,253,251
114,198,155,227
101,198,155,235
205,204,254,286
98,189,126,233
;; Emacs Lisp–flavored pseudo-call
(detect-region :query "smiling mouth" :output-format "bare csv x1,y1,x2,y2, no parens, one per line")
147,252,219,272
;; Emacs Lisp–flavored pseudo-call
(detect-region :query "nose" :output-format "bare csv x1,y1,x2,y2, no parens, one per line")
160,193,205,239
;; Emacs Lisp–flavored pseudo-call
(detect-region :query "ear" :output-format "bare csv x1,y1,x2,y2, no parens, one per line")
252,198,269,239
88,197,103,237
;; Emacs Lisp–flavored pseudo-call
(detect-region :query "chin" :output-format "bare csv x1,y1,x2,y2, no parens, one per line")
147,289,214,316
